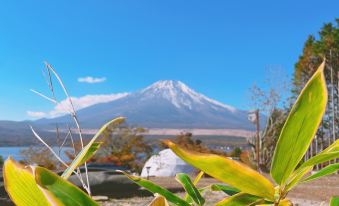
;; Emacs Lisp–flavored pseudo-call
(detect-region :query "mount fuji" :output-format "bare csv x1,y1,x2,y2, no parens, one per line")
36,80,257,130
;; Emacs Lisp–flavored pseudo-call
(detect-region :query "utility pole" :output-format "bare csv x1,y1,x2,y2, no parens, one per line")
248,109,260,171
255,109,260,171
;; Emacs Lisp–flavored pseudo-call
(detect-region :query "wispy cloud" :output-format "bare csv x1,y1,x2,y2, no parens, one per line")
27,93,129,119
27,111,47,118
78,76,106,84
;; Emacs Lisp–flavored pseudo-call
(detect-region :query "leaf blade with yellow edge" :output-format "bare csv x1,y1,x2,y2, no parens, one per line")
164,140,275,200
62,117,124,179
271,61,327,185
35,166,99,206
3,157,59,206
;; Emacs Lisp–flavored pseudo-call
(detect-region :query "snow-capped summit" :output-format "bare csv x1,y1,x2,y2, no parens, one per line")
37,80,256,130
140,80,236,112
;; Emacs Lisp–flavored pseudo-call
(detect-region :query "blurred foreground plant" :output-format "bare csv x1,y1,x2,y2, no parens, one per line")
3,117,124,205
2,62,125,205
123,61,339,205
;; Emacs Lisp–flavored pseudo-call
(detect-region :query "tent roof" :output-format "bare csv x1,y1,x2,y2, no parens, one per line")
141,149,194,177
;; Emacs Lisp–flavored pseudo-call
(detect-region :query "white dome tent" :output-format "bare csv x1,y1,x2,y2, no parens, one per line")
141,149,194,177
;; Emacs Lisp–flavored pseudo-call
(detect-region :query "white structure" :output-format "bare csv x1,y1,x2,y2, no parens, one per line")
141,149,194,177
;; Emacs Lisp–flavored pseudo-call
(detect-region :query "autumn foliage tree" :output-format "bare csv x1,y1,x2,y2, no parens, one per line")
293,19,339,166
160,132,226,156
20,147,62,170
96,126,153,172
65,125,152,173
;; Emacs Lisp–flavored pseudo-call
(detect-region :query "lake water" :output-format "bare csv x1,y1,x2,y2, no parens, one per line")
0,147,72,161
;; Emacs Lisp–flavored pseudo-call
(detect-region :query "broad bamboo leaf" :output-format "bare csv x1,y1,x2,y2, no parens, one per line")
120,171,190,206
164,140,275,200
302,163,339,183
3,157,56,206
215,192,265,206
211,184,240,196
176,173,205,206
35,166,99,206
62,117,124,179
330,196,339,206
148,195,170,206
271,61,327,185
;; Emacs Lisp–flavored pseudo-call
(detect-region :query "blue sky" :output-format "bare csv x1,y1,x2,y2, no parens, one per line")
0,0,338,120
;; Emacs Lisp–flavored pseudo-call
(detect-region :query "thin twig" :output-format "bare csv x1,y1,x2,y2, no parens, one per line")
67,126,89,192
59,130,71,151
30,89,57,104
44,62,91,195
31,62,91,195
56,124,61,156
30,126,68,167
30,126,90,193
68,126,76,156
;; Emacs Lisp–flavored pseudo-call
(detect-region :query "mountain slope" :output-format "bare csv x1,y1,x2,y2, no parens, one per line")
39,80,257,130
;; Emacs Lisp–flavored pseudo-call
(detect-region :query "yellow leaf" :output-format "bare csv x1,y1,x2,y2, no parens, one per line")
164,140,275,200
148,195,170,206
215,193,265,206
3,157,59,206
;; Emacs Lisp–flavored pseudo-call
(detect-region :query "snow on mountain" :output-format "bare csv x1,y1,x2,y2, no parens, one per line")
35,80,257,130
140,80,237,112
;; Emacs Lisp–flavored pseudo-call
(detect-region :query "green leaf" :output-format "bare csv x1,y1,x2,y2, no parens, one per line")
215,192,266,206
286,140,339,190
35,166,99,206
330,196,339,206
285,166,313,191
120,171,190,206
164,140,275,200
271,61,327,185
184,171,204,203
176,173,205,206
299,140,339,169
62,117,124,179
3,157,56,206
211,184,240,196
78,142,102,165
302,163,339,183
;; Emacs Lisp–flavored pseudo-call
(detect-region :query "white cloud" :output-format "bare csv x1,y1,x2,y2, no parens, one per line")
78,76,106,84
27,93,129,119
49,93,129,117
27,111,47,118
